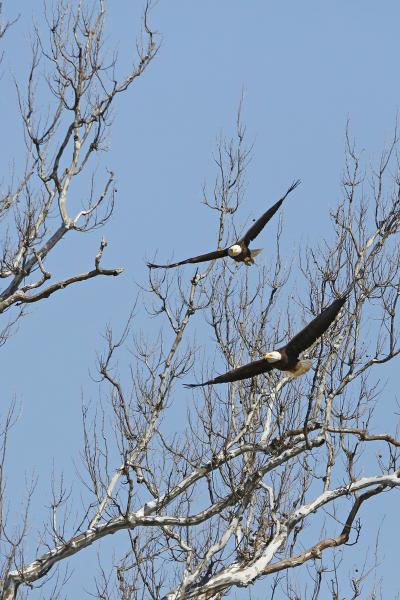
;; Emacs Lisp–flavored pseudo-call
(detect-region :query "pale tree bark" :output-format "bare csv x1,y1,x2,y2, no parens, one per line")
1,5,400,600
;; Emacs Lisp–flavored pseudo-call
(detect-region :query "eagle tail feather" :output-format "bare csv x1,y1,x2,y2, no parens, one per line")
250,248,263,258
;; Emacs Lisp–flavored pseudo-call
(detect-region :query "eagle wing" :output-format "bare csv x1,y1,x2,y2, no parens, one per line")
284,295,347,357
241,180,301,245
184,357,273,388
147,248,229,269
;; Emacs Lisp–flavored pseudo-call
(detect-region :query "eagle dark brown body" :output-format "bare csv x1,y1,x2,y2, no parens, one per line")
184,296,347,387
147,180,300,269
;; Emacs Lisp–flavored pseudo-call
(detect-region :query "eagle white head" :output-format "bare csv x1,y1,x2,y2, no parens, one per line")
263,351,282,363
228,244,242,257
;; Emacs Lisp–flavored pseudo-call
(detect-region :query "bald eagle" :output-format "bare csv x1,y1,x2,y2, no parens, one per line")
147,180,300,269
184,295,347,387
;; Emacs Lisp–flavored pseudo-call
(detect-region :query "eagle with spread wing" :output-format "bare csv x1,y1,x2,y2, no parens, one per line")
184,295,347,387
147,180,300,269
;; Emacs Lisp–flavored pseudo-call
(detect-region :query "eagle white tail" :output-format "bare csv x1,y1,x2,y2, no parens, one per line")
250,248,263,258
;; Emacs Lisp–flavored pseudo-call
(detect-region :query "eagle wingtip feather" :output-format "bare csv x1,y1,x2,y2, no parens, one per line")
183,382,204,389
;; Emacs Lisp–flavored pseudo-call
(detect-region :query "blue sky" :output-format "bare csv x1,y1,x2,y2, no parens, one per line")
1,1,400,597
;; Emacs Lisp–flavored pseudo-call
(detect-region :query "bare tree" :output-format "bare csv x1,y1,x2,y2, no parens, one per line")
2,96,400,598
0,0,158,596
2,3,400,600
0,0,157,336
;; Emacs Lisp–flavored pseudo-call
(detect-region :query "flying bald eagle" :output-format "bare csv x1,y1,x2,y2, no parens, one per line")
184,295,347,387
147,180,300,269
